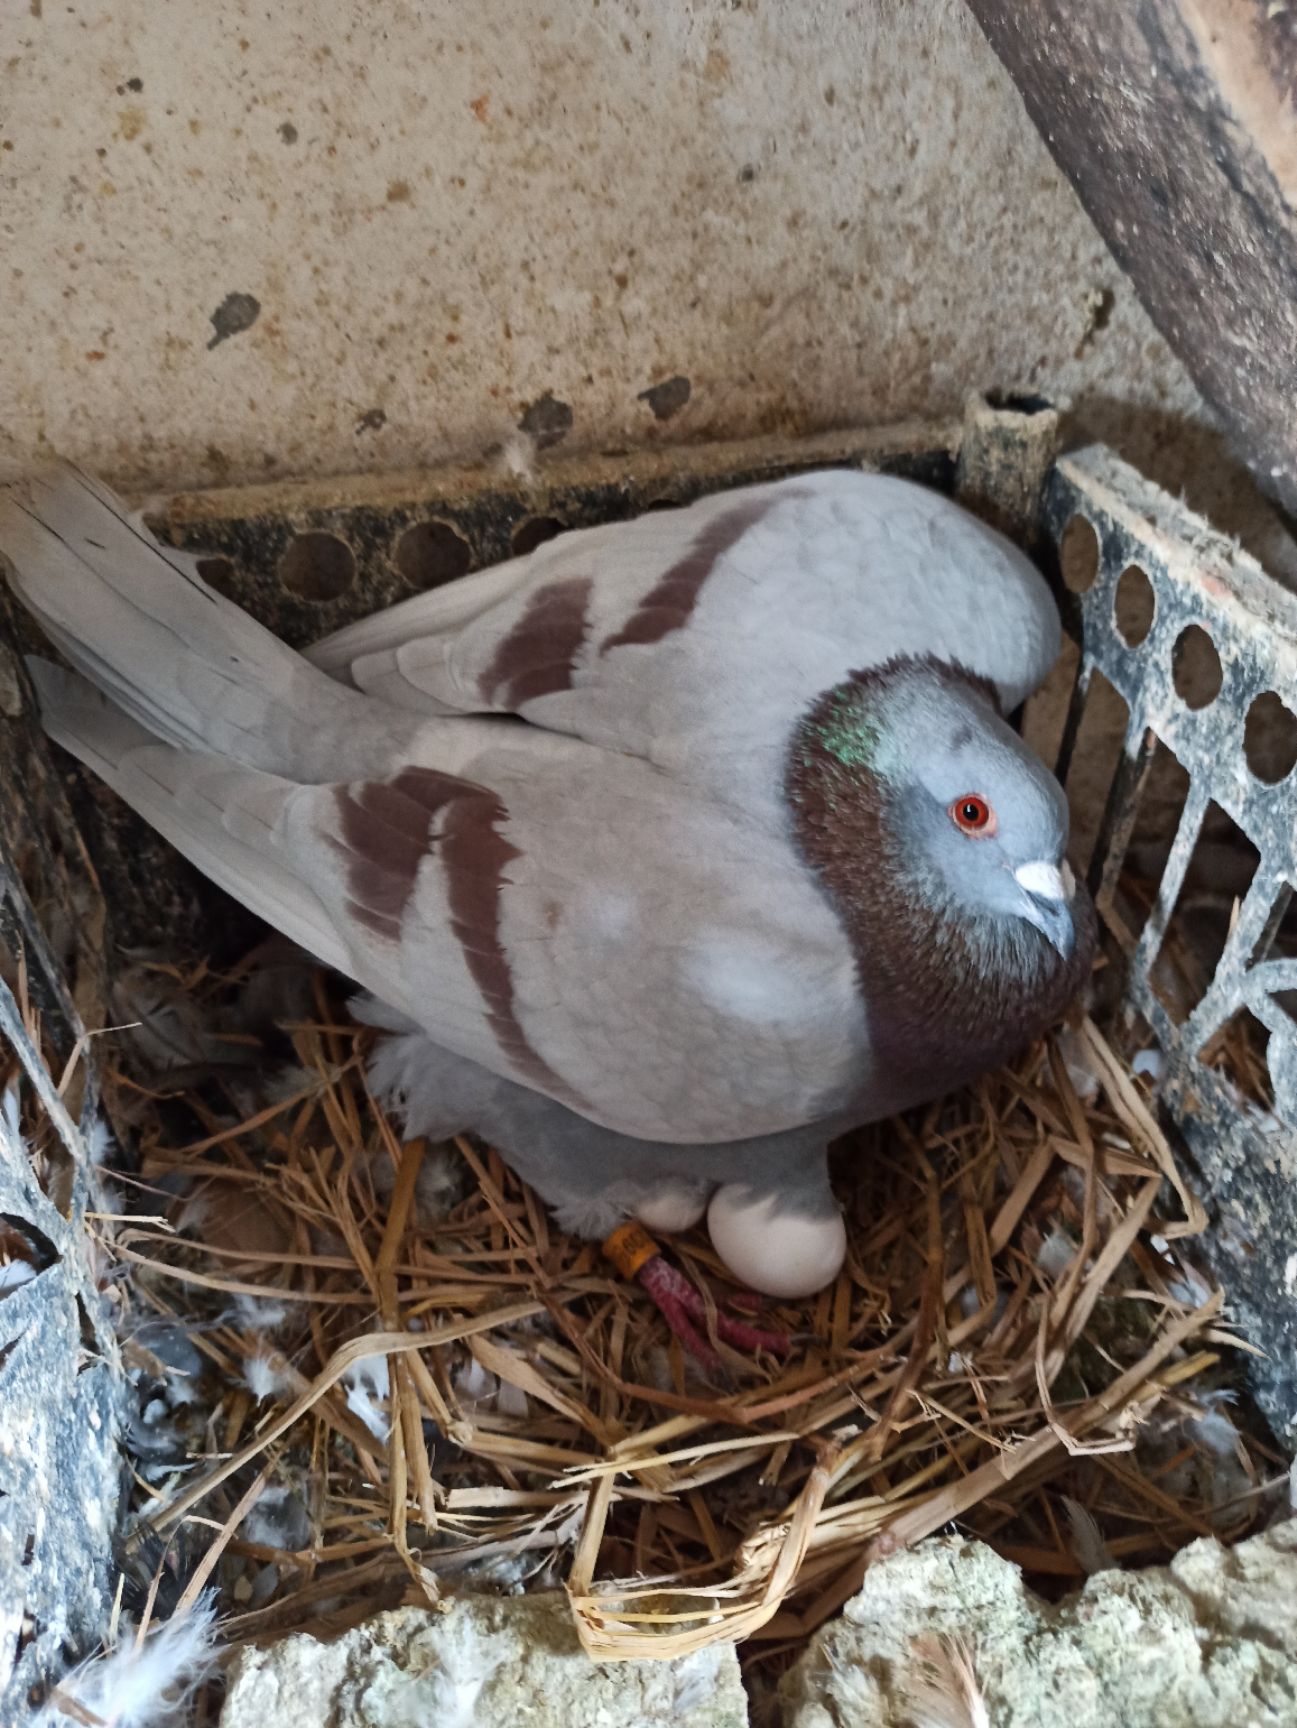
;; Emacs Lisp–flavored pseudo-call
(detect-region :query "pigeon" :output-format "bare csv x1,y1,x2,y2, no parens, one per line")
0,463,1093,1363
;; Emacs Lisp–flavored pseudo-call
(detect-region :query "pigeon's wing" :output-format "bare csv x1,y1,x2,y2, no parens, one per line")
31,662,867,1145
0,462,421,784
399,734,871,1143
308,470,1061,821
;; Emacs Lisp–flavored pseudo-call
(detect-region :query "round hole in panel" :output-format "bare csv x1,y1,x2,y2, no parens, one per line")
1059,515,1100,595
510,515,566,557
394,519,472,590
1114,564,1155,647
196,555,240,600
1171,624,1222,710
1244,690,1297,783
278,532,357,602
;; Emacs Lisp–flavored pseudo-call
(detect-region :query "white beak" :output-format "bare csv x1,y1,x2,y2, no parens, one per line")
1013,859,1075,903
1013,859,1077,957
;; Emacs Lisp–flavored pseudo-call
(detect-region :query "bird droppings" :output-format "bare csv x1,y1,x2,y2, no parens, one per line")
638,374,692,421
517,392,573,449
206,292,261,351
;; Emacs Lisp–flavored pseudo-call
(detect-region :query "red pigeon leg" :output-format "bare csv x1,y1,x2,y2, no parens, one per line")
604,1222,791,1371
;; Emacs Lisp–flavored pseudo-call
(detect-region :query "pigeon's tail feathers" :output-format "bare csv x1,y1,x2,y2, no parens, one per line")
28,660,355,976
0,463,404,782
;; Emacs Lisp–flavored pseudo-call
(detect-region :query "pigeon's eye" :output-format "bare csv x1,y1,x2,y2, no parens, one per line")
950,794,996,837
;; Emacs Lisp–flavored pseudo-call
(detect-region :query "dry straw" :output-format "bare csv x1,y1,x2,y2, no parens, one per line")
84,962,1276,1670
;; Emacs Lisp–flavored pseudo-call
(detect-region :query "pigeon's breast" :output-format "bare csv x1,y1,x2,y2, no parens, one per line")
472,748,875,1146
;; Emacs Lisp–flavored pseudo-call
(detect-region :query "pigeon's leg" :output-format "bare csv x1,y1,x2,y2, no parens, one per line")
603,1221,792,1371
629,1176,712,1234
360,1025,836,1366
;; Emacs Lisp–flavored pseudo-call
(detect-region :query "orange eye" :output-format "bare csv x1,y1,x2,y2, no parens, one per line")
950,794,996,836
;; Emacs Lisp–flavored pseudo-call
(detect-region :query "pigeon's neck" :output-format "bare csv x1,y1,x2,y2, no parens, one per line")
786,661,1089,1099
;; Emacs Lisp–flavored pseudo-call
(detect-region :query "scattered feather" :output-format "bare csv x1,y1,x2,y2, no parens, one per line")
244,1353,294,1401
242,1484,312,1552
1189,1408,1244,1460
493,429,538,483
343,1353,391,1442
379,1624,509,1728
903,1634,990,1728
0,1258,36,1292
1036,1227,1077,1280
34,1600,218,1728
232,1292,288,1334
1056,1023,1101,1103
1062,1496,1116,1575
495,1378,529,1421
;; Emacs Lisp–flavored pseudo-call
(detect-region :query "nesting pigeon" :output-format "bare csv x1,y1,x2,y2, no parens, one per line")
0,464,1093,1362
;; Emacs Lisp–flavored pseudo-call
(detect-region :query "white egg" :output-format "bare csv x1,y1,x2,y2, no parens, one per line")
707,1184,846,1298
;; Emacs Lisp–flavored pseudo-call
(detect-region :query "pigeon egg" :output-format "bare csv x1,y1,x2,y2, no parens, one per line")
707,1184,846,1298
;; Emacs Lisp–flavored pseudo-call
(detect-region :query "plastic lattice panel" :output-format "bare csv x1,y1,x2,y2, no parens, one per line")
1043,444,1297,1442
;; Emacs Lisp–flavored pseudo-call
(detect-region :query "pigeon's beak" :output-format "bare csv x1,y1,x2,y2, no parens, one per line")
1013,859,1077,958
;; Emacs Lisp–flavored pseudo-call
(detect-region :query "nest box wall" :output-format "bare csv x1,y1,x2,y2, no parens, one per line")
0,0,1291,581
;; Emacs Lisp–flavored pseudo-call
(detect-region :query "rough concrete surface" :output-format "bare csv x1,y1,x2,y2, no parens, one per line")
779,1527,1297,1728
219,1592,747,1728
0,1,1206,489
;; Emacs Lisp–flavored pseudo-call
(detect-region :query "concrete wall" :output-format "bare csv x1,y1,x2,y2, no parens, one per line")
0,0,1290,572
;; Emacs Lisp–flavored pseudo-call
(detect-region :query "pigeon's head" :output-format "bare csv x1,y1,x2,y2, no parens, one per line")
789,656,1093,1009
877,669,1079,958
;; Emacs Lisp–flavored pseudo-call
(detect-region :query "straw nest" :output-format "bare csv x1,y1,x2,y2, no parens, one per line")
63,953,1282,1686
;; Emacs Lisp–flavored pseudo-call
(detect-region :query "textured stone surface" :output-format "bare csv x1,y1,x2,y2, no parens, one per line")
0,1029,125,1721
0,1,1201,487
780,1527,1297,1728
219,1593,747,1728
0,643,126,1722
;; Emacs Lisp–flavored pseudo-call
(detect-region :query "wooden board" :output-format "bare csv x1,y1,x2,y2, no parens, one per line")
968,1,1297,519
